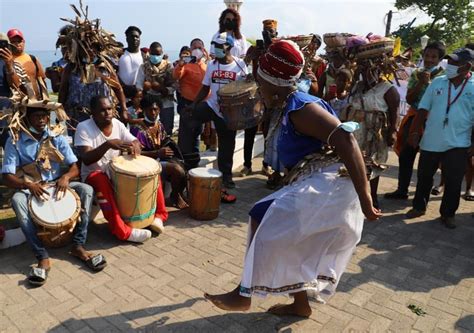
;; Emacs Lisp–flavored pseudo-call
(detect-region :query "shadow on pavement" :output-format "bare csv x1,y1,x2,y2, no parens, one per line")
47,299,305,333
338,211,474,294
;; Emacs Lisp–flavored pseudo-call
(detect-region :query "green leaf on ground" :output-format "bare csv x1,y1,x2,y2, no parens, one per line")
408,304,427,316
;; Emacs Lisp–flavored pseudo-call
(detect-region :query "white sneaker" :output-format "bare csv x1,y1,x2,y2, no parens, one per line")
149,218,165,234
127,228,152,243
0,228,26,249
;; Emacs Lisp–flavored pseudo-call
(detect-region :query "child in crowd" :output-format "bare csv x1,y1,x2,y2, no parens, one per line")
127,87,143,127
328,68,352,118
130,94,188,209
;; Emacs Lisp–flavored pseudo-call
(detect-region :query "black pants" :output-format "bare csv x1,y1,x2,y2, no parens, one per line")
396,116,418,194
177,96,203,170
180,102,236,181
243,125,258,169
413,148,468,217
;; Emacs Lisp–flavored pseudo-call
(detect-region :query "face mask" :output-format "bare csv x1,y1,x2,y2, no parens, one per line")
144,114,156,124
224,20,235,30
29,126,43,135
445,64,460,79
150,54,163,65
296,78,311,93
340,121,360,133
191,49,203,60
214,48,226,59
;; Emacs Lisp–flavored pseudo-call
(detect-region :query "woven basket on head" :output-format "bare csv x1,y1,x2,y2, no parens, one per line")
354,40,394,60
323,33,354,48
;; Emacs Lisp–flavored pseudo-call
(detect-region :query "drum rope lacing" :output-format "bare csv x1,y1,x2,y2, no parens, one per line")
112,157,160,222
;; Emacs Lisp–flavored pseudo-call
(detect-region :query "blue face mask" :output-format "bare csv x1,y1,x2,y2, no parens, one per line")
340,121,360,133
445,64,460,79
144,114,156,124
150,54,163,65
296,79,311,93
214,48,226,59
29,126,43,135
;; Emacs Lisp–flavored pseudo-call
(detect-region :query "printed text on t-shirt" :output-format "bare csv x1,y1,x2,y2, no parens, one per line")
212,70,237,84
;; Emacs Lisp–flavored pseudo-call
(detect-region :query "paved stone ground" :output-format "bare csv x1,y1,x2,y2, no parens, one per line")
0,152,473,333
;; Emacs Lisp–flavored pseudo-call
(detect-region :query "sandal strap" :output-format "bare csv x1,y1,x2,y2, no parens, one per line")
30,267,46,280
89,254,105,267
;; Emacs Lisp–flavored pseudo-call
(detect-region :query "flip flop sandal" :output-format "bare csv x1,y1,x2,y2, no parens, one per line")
464,190,474,201
221,190,237,204
431,186,442,195
85,254,107,272
27,267,50,286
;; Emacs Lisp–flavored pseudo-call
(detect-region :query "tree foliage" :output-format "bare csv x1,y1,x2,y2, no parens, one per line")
392,0,473,49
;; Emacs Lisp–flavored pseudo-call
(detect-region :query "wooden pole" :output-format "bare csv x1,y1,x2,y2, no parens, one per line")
385,10,393,37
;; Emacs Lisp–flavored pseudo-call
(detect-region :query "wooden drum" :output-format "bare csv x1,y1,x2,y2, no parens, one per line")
218,79,264,131
29,186,81,248
110,155,161,229
188,168,222,221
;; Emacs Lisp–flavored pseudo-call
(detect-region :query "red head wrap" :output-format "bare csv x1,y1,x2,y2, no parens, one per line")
257,40,304,86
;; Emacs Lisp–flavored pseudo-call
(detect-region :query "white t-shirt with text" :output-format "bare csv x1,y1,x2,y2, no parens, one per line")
74,118,136,181
202,58,248,118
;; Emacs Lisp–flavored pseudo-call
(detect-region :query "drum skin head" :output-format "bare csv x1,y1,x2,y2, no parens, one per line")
111,155,161,177
218,79,256,97
30,187,78,225
189,168,222,178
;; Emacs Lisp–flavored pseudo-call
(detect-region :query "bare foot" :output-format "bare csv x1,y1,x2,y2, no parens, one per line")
38,258,51,270
267,302,312,318
174,193,189,209
70,245,93,261
204,287,251,311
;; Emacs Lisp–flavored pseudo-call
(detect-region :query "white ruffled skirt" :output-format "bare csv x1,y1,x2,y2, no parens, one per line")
240,164,364,303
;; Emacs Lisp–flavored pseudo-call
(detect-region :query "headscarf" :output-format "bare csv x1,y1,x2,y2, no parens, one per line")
257,40,304,87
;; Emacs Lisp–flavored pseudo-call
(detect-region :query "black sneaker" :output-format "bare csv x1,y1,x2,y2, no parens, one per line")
223,179,236,189
441,216,456,229
384,190,409,200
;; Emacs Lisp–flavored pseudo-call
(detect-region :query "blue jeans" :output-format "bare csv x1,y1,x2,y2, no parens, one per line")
11,182,94,260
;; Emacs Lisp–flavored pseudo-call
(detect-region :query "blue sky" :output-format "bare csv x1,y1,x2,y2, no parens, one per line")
0,0,430,52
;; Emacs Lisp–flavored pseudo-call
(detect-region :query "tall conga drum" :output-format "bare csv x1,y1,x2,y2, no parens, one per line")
110,155,161,229
188,168,222,221
29,186,81,248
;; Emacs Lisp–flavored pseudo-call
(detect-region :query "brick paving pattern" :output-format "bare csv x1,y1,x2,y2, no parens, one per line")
0,152,473,332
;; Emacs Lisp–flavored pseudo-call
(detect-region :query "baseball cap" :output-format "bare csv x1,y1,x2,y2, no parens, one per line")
7,29,24,40
212,32,234,48
0,33,9,42
445,48,474,63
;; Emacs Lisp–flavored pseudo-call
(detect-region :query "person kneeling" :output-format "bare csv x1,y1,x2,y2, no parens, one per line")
74,95,168,241
2,105,106,287
130,94,188,209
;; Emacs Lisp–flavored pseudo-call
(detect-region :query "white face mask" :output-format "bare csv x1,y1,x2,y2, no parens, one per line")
191,48,204,60
445,64,460,79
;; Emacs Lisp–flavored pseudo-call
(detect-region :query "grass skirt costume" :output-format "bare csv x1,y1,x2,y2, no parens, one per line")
241,91,364,303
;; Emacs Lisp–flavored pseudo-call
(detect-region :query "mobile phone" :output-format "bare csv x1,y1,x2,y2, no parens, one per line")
0,40,9,50
256,39,264,50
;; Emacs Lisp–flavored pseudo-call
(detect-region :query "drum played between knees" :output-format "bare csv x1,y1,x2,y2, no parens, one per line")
29,186,81,248
110,155,162,229
188,168,222,221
